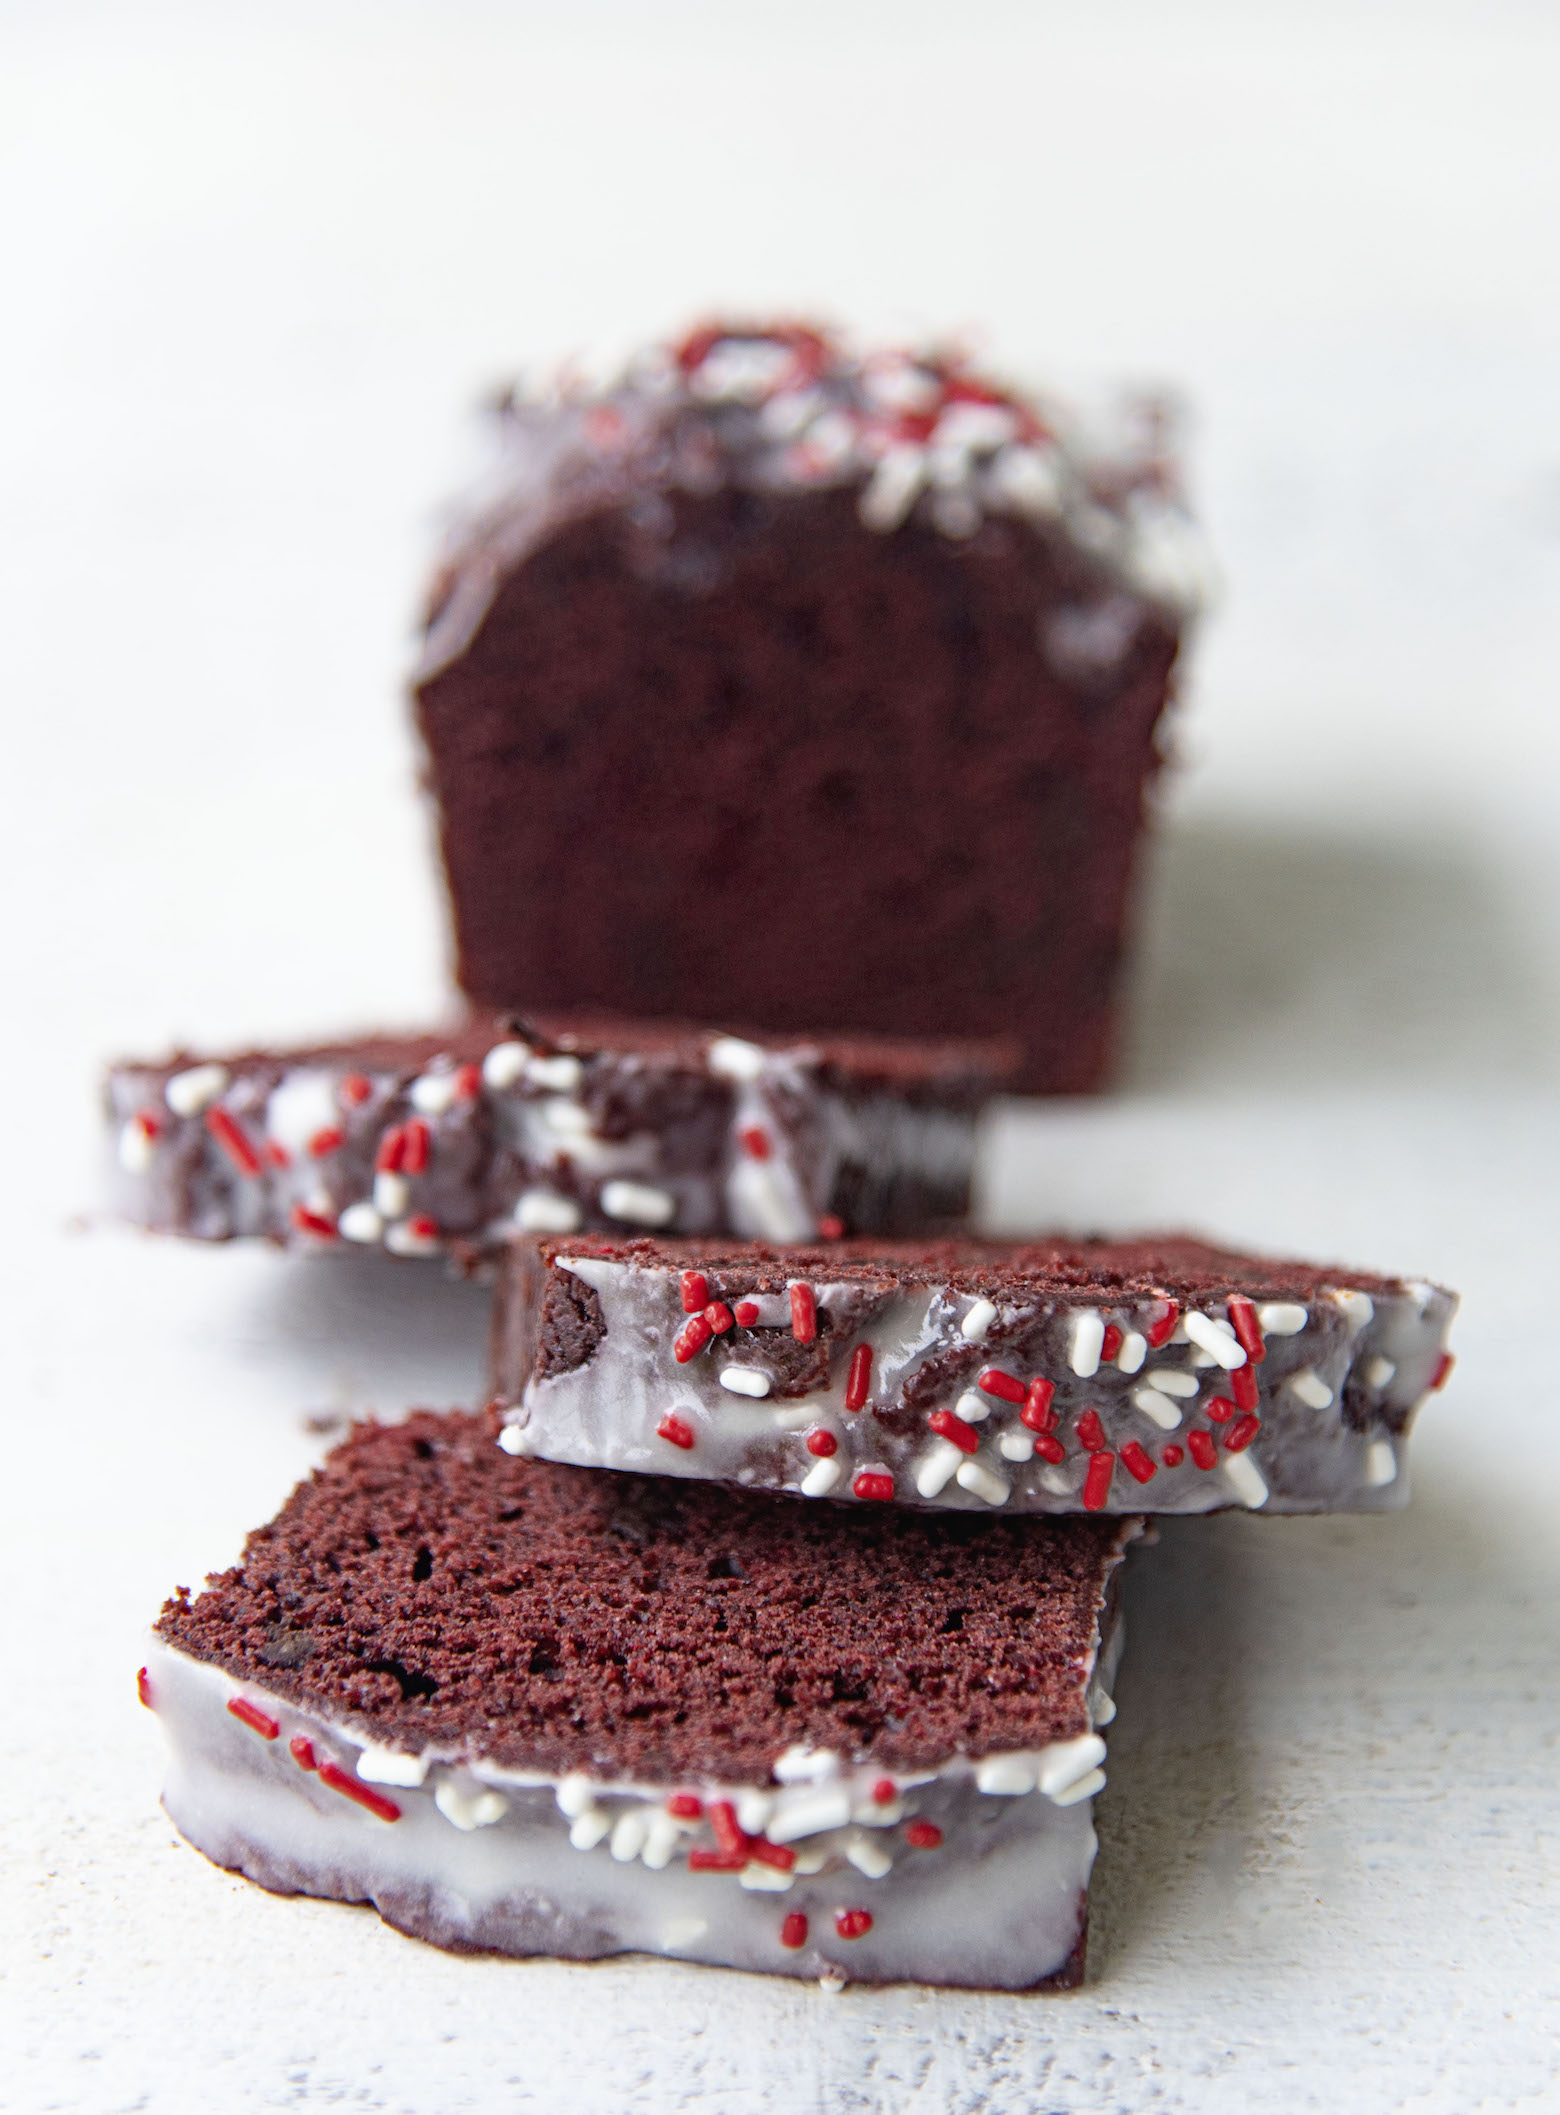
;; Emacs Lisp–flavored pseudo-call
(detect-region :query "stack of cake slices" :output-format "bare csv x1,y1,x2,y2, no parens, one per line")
119,322,1457,1992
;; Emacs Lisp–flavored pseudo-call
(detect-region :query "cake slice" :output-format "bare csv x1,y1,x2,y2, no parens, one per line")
144,1411,1135,1990
412,320,1208,1092
106,1017,1008,1254
491,1234,1457,1515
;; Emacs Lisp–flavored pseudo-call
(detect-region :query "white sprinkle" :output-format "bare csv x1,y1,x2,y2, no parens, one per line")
600,1179,677,1227
373,1172,410,1219
384,1219,439,1257
818,1972,847,1995
800,1455,843,1498
954,1391,991,1423
1132,1387,1183,1431
1051,1766,1106,1809
540,1096,594,1142
434,1778,509,1831
998,1430,1034,1463
481,1040,530,1090
960,1299,998,1341
767,1785,852,1843
1364,1439,1398,1487
1183,1313,1247,1369
1288,1368,1335,1410
1116,1330,1147,1374
772,1745,839,1785
736,1789,775,1834
640,1812,682,1870
1258,1302,1308,1336
556,1772,596,1819
1223,1451,1270,1509
914,1439,965,1499
1039,1466,1074,1497
1069,1312,1105,1378
989,442,1063,518
409,1071,457,1116
720,1366,771,1399
727,1157,814,1243
773,1403,819,1432
264,1070,339,1156
862,357,941,414
514,1188,583,1233
1093,1692,1117,1727
1365,1356,1397,1390
844,1832,894,1880
662,1916,709,1949
955,1459,1010,1506
974,1753,1036,1796
356,1744,428,1788
1145,1369,1200,1399
497,1422,531,1457
707,1036,767,1081
1329,1288,1375,1331
165,1063,228,1117
336,1201,381,1245
739,1861,794,1892
793,1848,829,1876
569,1805,612,1851
610,1809,649,1863
118,1121,154,1175
1406,1280,1437,1314
858,443,926,532
527,1054,585,1092
1037,1734,1106,1798
934,401,1019,453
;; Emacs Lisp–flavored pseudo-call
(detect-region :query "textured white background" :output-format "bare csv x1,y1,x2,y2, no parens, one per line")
2,3,1559,2109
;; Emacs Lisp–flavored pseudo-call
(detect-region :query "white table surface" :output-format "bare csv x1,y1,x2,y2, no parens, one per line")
3,4,1558,2108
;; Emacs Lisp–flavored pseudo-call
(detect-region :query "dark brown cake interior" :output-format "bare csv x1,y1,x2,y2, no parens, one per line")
158,1411,1129,1781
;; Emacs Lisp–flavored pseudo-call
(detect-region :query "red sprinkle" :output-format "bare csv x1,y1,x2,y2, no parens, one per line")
746,1837,797,1873
1430,1351,1455,1391
136,1666,152,1709
264,1140,291,1170
1145,1299,1180,1349
780,1911,809,1950
708,1800,747,1857
1081,1452,1115,1510
1101,1324,1124,1364
1076,1408,1107,1453
977,1368,1026,1405
790,1283,817,1343
1225,1413,1262,1453
308,1126,346,1160
733,1299,761,1328
405,1214,439,1242
1161,1443,1185,1467
318,1761,401,1823
688,1847,746,1872
290,1735,317,1771
1187,1429,1218,1471
290,1205,338,1242
853,1470,894,1502
657,1414,696,1450
1227,1295,1266,1364
205,1106,261,1178
1231,1362,1260,1413
929,1408,980,1454
375,1125,406,1174
133,1109,163,1141
674,1314,714,1363
835,1908,873,1940
740,1125,773,1161
905,1820,943,1850
1120,1441,1158,1484
453,1063,482,1102
872,1778,897,1805
340,1072,373,1107
1021,1378,1057,1433
227,1696,280,1741
680,1270,710,1314
805,1429,838,1457
817,1214,845,1240
401,1118,431,1176
1205,1396,1235,1424
666,1793,703,1820
844,1344,873,1411
704,1301,734,1334
1033,1432,1067,1465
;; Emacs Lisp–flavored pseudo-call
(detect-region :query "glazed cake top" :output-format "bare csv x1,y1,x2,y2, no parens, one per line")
157,1411,1133,1782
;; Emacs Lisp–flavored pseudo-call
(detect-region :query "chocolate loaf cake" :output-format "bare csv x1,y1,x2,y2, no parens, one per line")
413,322,1208,1093
145,1411,1135,1989
107,1018,1008,1254
491,1234,1457,1516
